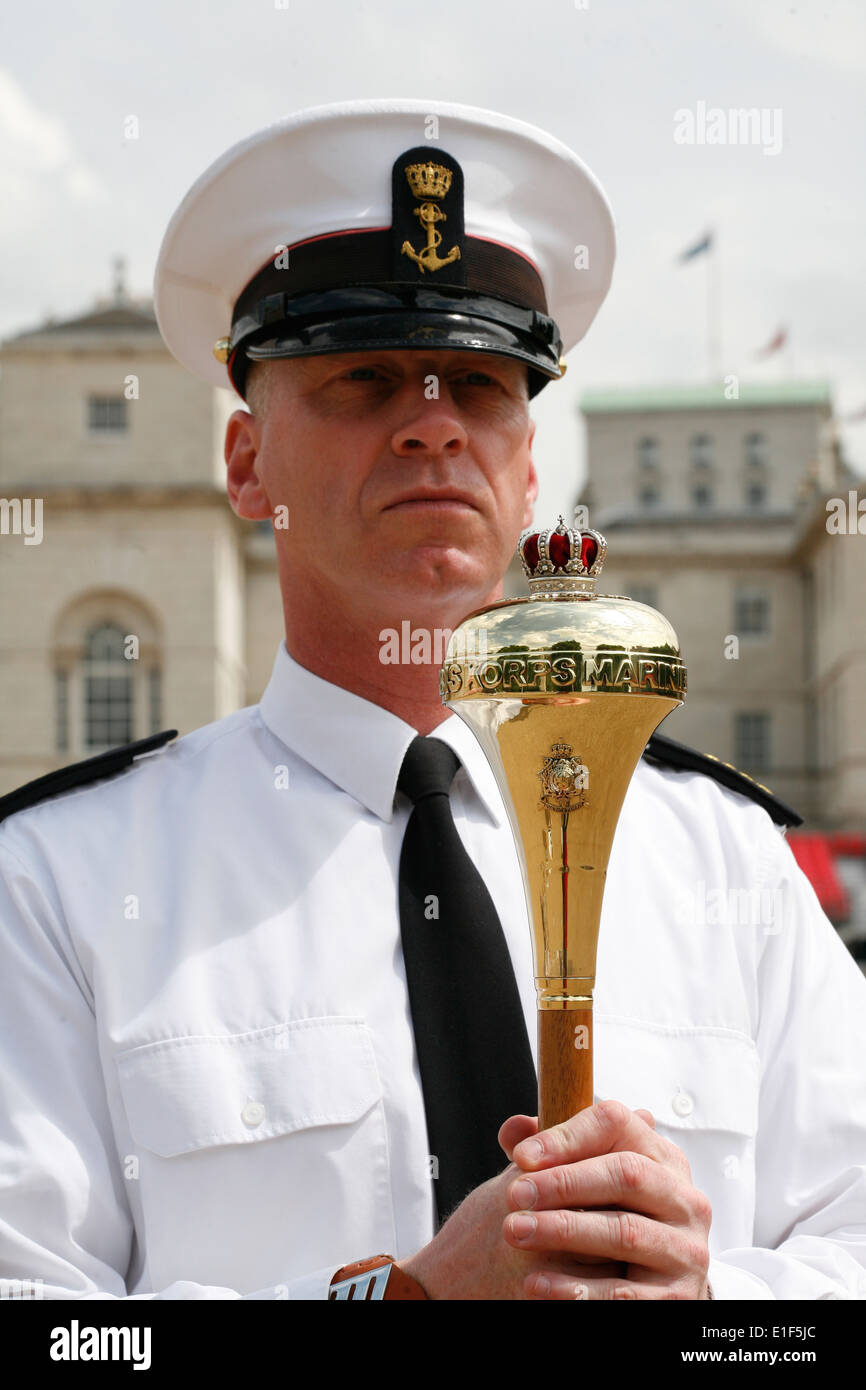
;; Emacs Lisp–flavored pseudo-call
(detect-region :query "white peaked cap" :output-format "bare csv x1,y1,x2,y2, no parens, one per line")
154,97,616,398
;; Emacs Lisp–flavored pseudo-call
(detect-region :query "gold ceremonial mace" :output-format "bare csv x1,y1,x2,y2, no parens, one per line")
440,518,687,1130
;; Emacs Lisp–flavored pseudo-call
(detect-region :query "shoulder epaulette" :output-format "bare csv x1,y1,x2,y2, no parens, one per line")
642,731,803,829
0,729,178,825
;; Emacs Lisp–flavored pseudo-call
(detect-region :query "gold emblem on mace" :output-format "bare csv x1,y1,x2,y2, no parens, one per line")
539,743,589,813
401,162,462,274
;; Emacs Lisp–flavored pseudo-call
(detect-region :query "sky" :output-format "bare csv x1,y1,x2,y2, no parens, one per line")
2,0,864,516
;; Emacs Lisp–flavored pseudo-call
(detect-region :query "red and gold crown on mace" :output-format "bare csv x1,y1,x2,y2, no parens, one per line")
518,516,607,595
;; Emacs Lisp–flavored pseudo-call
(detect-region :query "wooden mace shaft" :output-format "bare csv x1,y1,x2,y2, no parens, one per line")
538,1009,594,1132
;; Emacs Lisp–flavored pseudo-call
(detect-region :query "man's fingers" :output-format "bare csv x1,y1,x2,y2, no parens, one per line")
503,1207,707,1281
525,1269,622,1300
525,1270,598,1300
498,1113,538,1162
525,1271,685,1301
512,1098,683,1172
506,1150,700,1226
524,1259,626,1294
634,1108,656,1129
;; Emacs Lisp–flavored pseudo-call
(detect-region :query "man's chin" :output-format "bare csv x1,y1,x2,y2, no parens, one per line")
380,544,501,595
351,554,500,624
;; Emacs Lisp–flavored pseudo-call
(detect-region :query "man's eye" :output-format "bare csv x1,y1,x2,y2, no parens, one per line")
339,366,498,386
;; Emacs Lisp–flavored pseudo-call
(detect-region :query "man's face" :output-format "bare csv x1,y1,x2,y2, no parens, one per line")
225,347,538,616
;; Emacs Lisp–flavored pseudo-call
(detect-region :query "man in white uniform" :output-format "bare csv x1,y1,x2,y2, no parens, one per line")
1,99,865,1302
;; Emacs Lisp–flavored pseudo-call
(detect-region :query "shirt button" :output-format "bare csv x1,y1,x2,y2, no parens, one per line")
672,1090,694,1118
241,1100,265,1128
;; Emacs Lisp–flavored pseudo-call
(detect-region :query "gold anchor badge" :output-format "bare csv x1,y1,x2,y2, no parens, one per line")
400,162,462,274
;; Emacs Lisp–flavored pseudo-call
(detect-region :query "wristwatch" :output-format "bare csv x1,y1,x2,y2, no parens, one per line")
328,1254,429,1300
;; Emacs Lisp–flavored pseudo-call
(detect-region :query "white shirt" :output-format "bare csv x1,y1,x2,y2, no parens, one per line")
1,641,864,1301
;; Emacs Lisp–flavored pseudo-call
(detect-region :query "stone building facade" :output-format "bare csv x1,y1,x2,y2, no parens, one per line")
577,383,865,828
0,297,282,792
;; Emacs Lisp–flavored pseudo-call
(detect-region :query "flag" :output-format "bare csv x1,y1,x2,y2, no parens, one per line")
677,231,713,263
755,326,788,358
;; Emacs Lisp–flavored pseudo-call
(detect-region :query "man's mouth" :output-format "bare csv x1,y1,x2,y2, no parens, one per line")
382,491,479,513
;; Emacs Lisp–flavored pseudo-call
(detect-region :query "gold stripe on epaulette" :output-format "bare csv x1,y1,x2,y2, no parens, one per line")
703,751,774,797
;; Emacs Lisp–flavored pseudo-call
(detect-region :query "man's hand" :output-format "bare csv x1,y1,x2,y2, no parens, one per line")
502,1100,713,1300
395,1115,625,1300
397,1099,711,1299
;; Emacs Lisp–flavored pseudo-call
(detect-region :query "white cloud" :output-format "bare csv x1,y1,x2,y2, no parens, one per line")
0,68,108,201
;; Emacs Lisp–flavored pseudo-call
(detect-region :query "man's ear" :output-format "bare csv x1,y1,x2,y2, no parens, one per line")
522,419,539,529
225,410,272,520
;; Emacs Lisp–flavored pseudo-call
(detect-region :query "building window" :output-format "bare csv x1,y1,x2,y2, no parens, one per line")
692,484,713,509
630,583,658,609
149,667,162,733
88,396,128,432
636,437,660,470
84,624,133,749
55,670,69,752
54,596,163,759
689,433,714,469
746,482,767,508
735,712,771,771
639,485,660,508
744,431,768,467
734,586,770,635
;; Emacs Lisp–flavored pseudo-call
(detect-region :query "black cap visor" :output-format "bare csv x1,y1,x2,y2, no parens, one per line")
233,287,562,400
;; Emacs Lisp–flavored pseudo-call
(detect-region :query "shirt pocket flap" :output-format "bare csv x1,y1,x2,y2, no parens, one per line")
115,1017,382,1158
596,1018,759,1138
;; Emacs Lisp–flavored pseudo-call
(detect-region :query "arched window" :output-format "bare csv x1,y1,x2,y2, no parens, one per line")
84,624,133,749
53,593,164,757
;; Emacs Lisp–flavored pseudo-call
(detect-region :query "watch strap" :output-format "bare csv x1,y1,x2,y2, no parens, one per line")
328,1254,428,1301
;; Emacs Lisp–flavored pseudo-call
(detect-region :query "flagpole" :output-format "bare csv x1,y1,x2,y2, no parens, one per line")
707,228,721,380
676,230,719,378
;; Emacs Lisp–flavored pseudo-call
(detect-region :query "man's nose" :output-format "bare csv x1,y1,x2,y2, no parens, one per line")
391,393,469,458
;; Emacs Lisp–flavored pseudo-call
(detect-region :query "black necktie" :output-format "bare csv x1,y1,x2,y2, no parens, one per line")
397,735,537,1225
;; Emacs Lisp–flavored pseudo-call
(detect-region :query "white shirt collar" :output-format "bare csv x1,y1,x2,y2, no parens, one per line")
258,641,505,827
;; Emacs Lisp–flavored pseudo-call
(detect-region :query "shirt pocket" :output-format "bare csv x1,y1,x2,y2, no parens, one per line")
595,1017,759,1252
114,1017,397,1292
